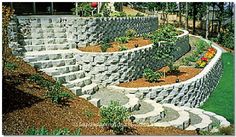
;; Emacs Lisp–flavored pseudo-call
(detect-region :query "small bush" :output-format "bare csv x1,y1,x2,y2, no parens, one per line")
26,126,80,135
143,68,163,83
115,36,129,44
5,62,17,70
222,32,234,49
142,33,153,40
28,74,53,89
219,126,233,135
125,29,137,38
100,101,130,134
181,58,191,66
185,55,199,62
100,38,111,52
46,81,72,104
118,45,128,51
167,63,180,75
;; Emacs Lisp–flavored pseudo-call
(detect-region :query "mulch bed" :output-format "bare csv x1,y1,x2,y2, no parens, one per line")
118,66,202,88
78,37,152,52
2,47,197,135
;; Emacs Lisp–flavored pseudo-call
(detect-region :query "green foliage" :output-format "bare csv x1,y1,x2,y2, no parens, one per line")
46,81,72,104
142,33,153,40
151,24,178,44
26,126,49,135
28,74,53,89
222,32,234,49
71,3,92,16
100,101,130,134
143,68,163,83
115,36,129,44
185,55,199,62
118,45,128,51
100,38,111,52
5,62,17,70
195,39,209,52
125,29,137,38
167,63,180,74
83,110,94,118
26,126,81,135
219,126,233,135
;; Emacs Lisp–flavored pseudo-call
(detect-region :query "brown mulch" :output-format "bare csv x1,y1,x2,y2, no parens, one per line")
2,47,197,135
118,66,202,88
78,37,152,52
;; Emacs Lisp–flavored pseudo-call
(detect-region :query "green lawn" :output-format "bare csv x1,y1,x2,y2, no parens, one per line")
201,52,234,123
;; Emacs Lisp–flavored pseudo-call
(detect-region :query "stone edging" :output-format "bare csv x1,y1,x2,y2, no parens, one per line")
107,35,223,108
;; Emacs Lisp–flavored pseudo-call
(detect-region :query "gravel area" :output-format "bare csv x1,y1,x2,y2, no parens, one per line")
131,101,154,115
91,88,129,106
159,107,180,122
188,112,202,125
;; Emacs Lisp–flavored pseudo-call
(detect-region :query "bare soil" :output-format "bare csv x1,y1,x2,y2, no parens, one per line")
78,37,152,52
118,66,202,88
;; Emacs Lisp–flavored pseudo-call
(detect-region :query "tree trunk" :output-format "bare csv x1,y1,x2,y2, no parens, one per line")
185,2,188,30
217,2,224,37
193,3,197,34
206,3,210,39
179,2,182,26
166,2,168,24
211,3,215,33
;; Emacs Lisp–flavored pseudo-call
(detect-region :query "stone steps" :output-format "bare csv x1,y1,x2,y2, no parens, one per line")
41,64,81,76
28,58,76,69
24,50,77,62
123,94,140,112
24,43,76,52
53,70,85,83
67,76,92,87
132,99,165,124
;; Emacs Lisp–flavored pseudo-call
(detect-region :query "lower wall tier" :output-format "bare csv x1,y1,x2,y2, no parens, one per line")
108,35,223,108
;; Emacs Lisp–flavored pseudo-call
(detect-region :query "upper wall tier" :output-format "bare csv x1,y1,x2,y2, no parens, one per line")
14,16,158,47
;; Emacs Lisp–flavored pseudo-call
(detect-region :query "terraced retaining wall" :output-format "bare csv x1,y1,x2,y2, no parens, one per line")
9,15,158,51
76,30,190,86
108,36,223,108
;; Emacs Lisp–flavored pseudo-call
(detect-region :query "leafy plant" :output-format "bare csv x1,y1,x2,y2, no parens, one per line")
100,101,130,134
167,63,180,75
100,38,111,52
181,58,191,66
5,62,17,70
151,24,178,44
118,45,128,51
46,81,72,104
219,126,233,135
71,3,92,16
28,74,53,89
222,32,234,49
185,55,199,62
125,29,137,38
26,126,81,135
142,33,153,40
83,110,94,118
143,68,163,83
115,36,129,44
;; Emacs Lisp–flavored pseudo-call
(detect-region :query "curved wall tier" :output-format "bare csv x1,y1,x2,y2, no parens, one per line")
76,30,190,86
108,35,223,108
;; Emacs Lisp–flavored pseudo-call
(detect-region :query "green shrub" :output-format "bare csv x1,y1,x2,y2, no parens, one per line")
222,32,234,49
142,33,153,40
100,38,111,52
118,45,128,51
143,68,163,83
152,24,178,44
185,55,199,62
26,126,49,135
115,36,129,44
219,126,233,135
5,62,17,70
26,126,81,135
167,63,180,74
100,101,130,134
28,74,53,89
46,81,72,104
181,58,191,66
125,29,137,38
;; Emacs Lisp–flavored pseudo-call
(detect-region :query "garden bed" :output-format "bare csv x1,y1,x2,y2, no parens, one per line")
118,66,202,88
78,37,152,52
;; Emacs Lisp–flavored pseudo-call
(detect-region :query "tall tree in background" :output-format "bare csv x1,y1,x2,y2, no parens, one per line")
206,3,210,39
211,3,215,34
217,2,224,37
192,3,197,34
185,2,188,30
179,2,182,27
